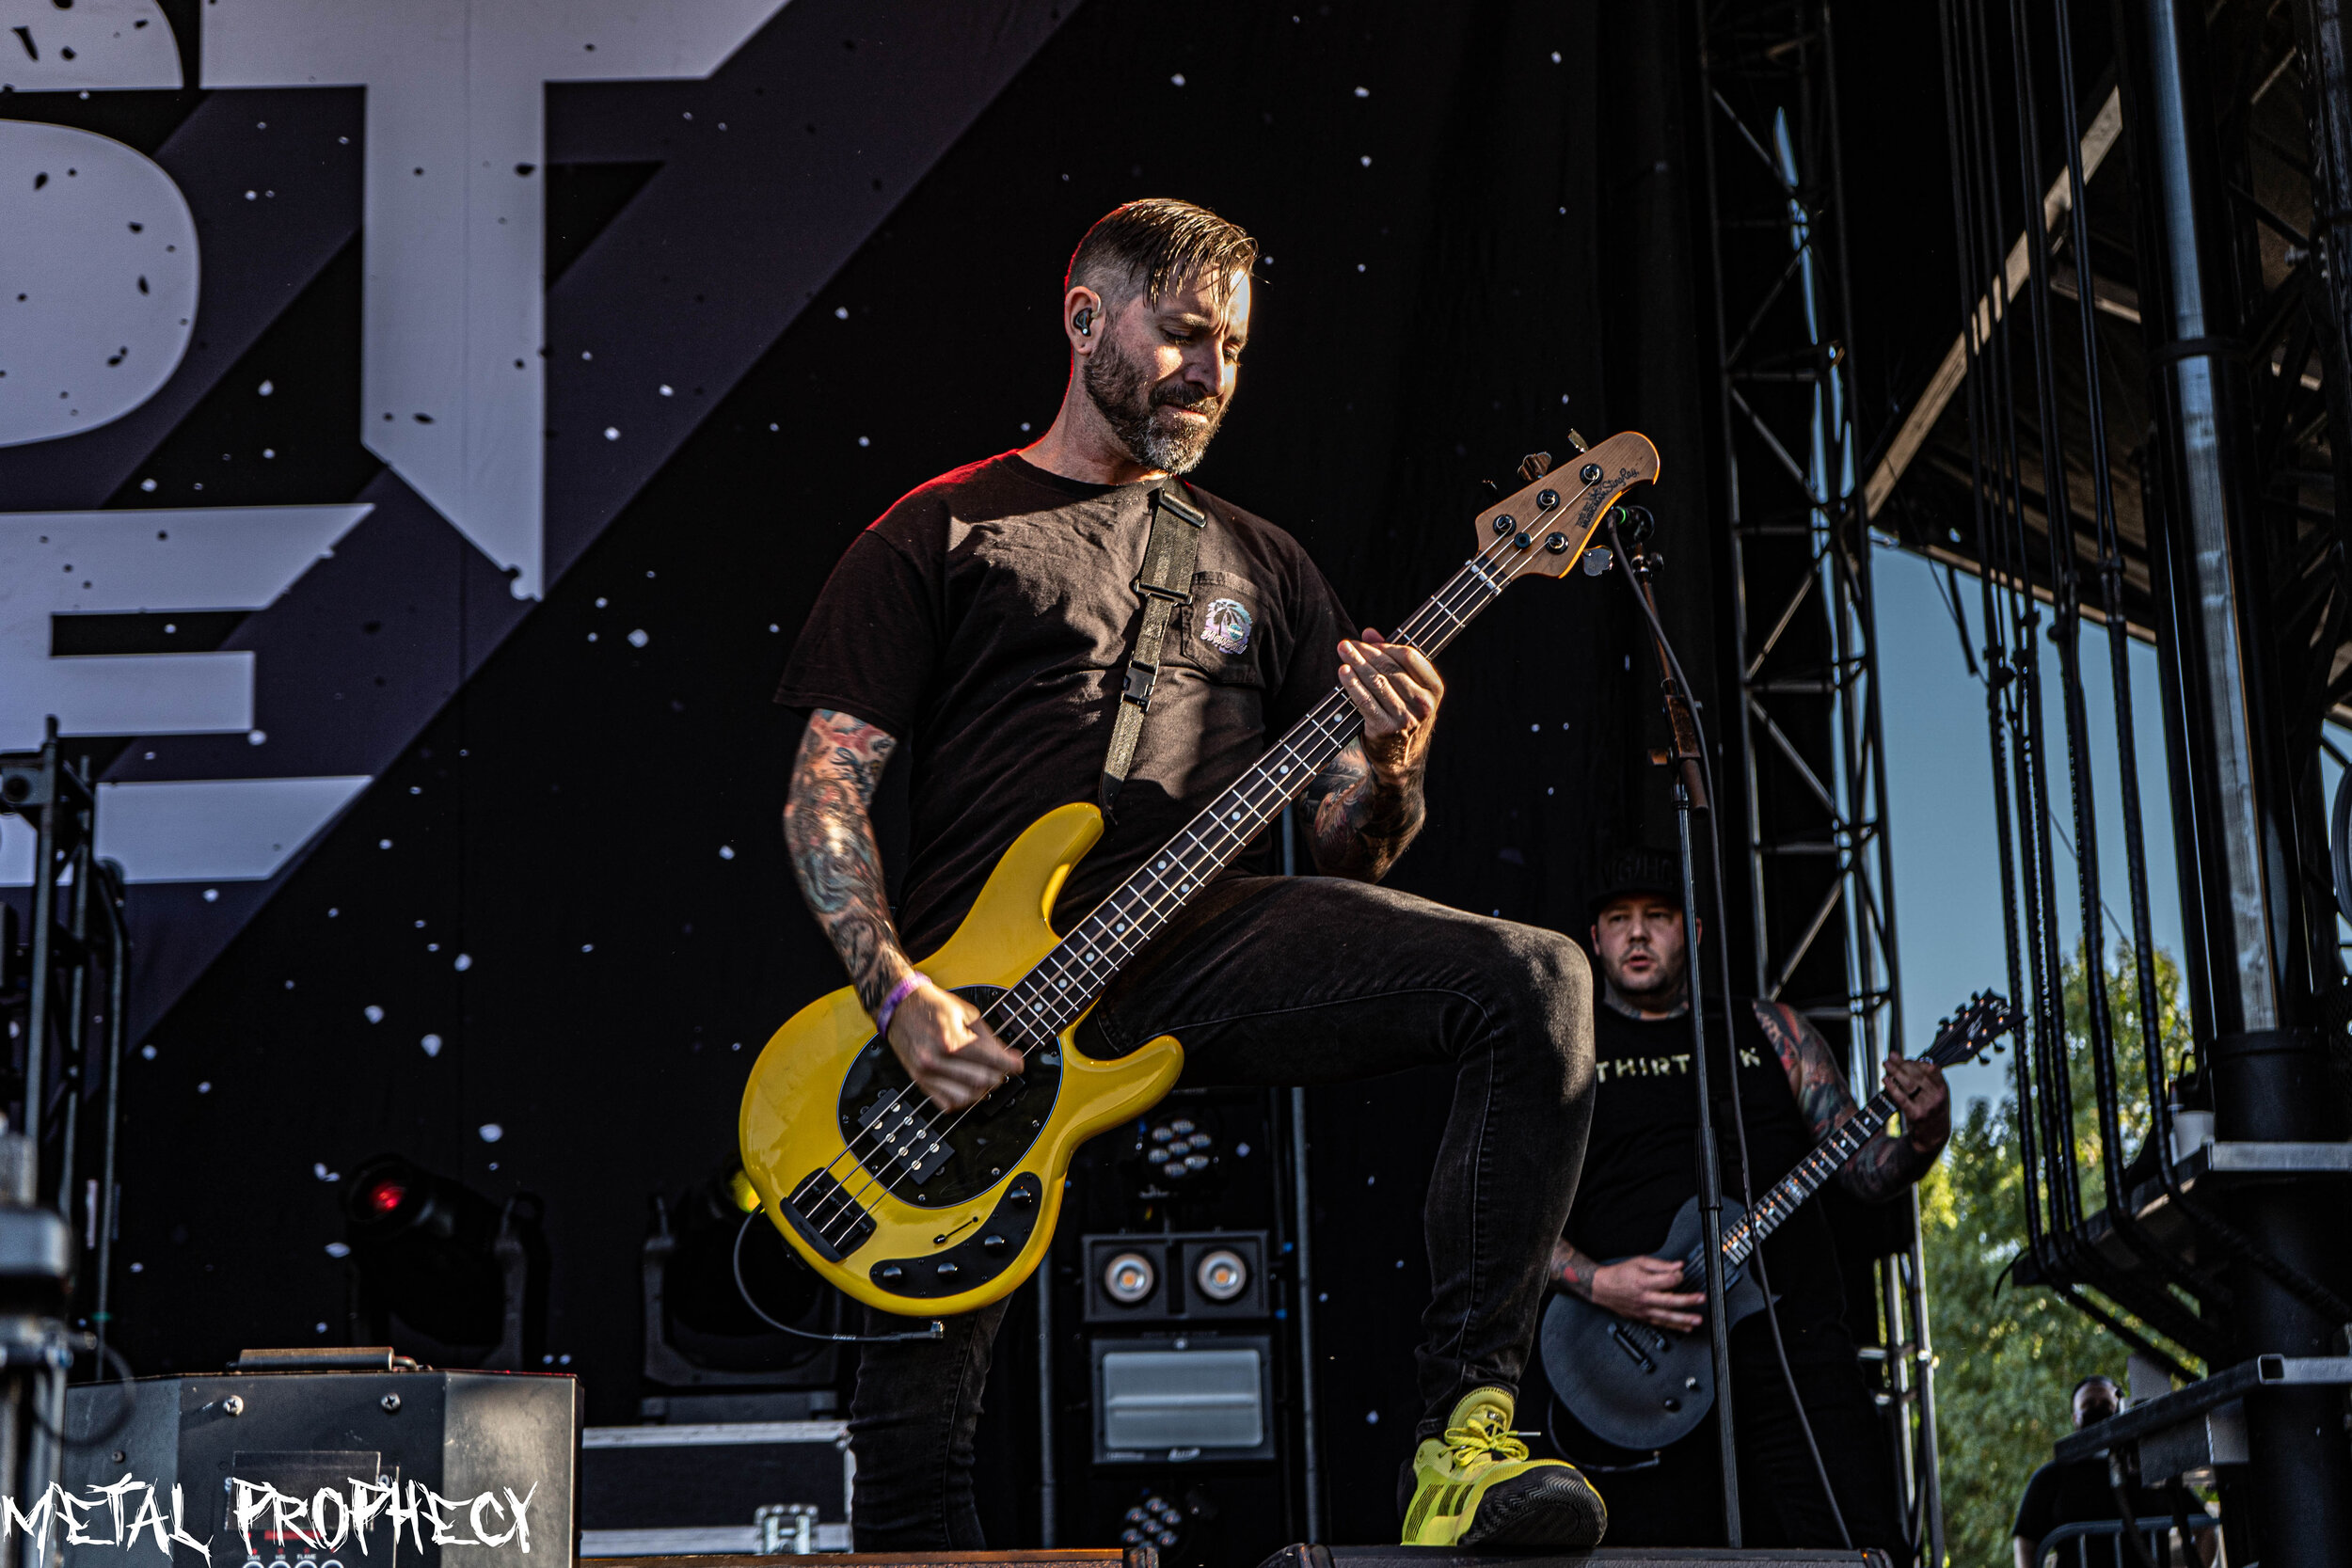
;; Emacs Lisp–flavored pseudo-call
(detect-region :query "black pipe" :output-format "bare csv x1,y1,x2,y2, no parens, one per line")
2111,0,2352,1554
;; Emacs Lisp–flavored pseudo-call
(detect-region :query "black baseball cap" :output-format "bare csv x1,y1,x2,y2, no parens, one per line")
1587,846,1683,918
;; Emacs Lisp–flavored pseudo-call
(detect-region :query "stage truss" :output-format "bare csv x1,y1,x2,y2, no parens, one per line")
1695,0,1943,1559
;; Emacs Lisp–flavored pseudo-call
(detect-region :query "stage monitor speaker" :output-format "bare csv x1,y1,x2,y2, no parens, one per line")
1254,1546,1896,1568
59,1350,580,1568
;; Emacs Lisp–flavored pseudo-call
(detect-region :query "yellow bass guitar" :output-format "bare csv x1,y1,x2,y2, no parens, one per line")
740,433,1661,1315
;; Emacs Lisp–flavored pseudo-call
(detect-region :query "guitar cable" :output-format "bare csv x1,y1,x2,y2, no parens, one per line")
1606,509,1856,1552
733,1211,946,1343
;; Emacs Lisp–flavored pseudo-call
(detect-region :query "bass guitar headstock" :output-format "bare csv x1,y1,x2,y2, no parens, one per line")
1922,990,2021,1070
1472,433,1661,587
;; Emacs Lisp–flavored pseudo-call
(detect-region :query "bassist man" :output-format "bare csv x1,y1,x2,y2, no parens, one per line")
1549,847,1950,1548
774,199,1605,1549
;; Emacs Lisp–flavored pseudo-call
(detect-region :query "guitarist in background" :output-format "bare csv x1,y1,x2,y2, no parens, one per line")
1549,847,1951,1548
774,199,1606,1550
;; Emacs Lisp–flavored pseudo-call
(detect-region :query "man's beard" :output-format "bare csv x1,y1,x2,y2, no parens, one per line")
1613,952,1688,1006
1083,335,1228,474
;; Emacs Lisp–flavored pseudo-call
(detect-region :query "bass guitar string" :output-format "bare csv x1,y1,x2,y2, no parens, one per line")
797,542,1526,1249
803,518,1567,1248
802,516,1571,1247
799,528,1536,1243
797,523,1533,1228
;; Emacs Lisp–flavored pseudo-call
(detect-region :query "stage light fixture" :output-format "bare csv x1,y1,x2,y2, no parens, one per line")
1103,1250,1157,1306
341,1153,539,1364
1192,1247,1248,1304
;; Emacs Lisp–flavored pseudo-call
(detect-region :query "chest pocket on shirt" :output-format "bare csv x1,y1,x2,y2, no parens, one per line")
1174,571,1271,688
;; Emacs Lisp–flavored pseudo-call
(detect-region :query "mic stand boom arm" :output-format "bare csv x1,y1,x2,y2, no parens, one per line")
1607,508,1742,1546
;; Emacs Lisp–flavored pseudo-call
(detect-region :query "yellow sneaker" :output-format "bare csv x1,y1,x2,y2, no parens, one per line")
1400,1386,1607,1547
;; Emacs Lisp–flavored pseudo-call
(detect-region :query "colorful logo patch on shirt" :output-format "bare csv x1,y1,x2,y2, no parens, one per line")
1200,597,1254,655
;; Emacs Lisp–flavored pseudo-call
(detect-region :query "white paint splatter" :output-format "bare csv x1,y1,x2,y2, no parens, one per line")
325,1242,351,1259
453,953,472,972
421,1034,442,1057
363,1005,383,1023
479,1123,503,1143
627,628,648,648
718,845,736,861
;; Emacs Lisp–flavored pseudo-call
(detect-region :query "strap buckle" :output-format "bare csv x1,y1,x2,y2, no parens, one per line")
1121,661,1160,708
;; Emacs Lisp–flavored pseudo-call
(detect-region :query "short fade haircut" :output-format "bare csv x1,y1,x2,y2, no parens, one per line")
2072,1374,2119,1399
1065,198,1257,308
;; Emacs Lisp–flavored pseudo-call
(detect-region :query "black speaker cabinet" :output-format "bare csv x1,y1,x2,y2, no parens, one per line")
58,1354,580,1568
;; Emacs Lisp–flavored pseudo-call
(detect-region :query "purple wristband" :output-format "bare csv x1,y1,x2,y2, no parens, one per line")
874,971,930,1038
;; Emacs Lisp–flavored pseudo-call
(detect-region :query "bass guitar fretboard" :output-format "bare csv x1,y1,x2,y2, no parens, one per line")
981,546,1522,1055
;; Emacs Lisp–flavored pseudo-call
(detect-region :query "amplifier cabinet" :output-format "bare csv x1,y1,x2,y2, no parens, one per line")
59,1370,580,1568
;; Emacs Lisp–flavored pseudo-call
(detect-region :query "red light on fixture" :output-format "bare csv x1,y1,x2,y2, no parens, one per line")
367,1180,406,1216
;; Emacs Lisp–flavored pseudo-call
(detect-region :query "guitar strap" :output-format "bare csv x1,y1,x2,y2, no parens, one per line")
1100,478,1210,817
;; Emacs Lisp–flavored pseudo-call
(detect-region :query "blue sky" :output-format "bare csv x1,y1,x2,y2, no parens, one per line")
1874,544,2185,1113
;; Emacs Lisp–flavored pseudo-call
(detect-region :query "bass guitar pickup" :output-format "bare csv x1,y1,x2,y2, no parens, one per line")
783,1169,877,1263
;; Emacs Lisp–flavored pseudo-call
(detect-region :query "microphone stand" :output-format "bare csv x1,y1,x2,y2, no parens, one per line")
1605,506,1741,1544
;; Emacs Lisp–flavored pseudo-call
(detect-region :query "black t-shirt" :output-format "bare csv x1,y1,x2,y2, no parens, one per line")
2013,1457,2181,1547
1565,1001,1846,1325
775,451,1352,958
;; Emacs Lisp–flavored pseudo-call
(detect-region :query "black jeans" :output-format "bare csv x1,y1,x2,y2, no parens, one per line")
846,874,1597,1548
1579,1311,1906,1551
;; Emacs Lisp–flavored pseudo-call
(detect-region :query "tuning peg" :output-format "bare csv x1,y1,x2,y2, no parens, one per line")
1565,428,1589,454
1582,547,1614,577
1518,451,1552,483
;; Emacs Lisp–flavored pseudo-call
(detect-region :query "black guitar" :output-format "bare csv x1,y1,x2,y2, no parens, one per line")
1538,992,2016,1452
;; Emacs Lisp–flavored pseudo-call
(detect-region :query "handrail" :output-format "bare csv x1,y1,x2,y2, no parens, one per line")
2037,1513,2217,1568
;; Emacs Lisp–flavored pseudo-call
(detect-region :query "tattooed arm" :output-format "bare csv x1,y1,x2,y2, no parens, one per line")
784,709,913,1013
783,709,1023,1110
1303,630,1443,881
1751,1000,1950,1201
1549,1237,1706,1331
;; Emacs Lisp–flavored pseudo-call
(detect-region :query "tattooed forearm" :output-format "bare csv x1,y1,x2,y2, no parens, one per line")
1751,1001,1935,1202
784,710,911,1015
1304,738,1426,882
1550,1239,1603,1300
1844,1126,1937,1201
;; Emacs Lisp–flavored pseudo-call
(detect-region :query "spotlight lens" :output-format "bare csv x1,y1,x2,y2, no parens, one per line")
366,1180,406,1216
1194,1247,1248,1303
1104,1251,1157,1305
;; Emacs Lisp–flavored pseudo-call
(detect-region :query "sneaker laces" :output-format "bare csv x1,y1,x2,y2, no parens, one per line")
1442,1407,1534,1470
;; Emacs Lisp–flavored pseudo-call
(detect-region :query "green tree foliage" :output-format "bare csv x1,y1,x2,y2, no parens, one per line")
1918,942,2195,1566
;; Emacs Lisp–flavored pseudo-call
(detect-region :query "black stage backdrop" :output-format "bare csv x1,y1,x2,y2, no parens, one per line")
5,0,1728,1543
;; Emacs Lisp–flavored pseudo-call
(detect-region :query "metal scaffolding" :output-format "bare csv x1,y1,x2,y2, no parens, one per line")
1694,0,1942,1558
